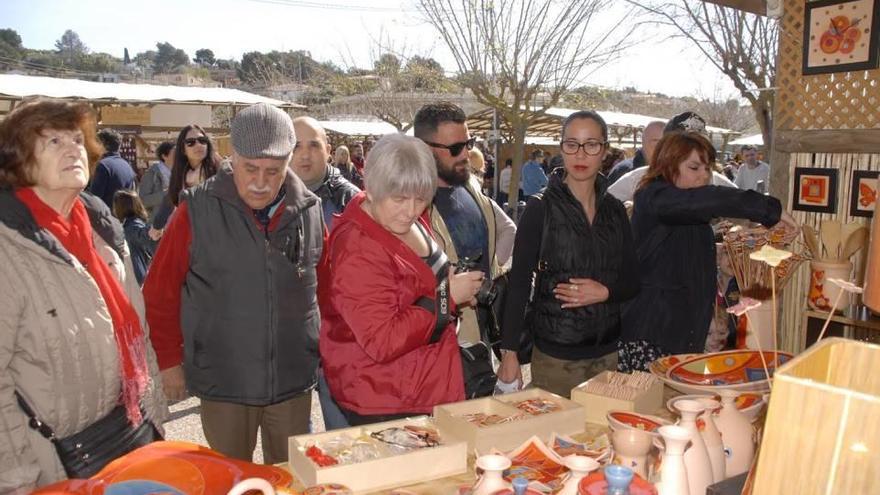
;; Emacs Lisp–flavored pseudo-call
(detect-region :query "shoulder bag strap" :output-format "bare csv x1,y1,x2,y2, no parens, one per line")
14,391,57,441
412,223,454,343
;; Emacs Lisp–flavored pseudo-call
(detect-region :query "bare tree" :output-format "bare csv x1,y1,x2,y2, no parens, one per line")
417,0,633,214
631,1,777,150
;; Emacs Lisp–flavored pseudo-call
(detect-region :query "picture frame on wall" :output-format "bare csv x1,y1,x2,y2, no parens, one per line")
793,167,839,213
802,0,880,75
849,170,880,217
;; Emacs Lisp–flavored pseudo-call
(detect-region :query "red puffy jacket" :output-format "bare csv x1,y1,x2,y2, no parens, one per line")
319,193,464,416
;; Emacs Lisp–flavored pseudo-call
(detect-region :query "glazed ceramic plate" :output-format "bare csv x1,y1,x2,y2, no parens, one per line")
661,350,793,395
605,411,671,434
647,353,699,378
578,471,658,495
665,393,765,421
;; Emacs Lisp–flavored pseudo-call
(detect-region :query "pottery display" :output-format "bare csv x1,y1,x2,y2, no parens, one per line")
604,465,634,495
655,425,690,495
713,389,755,477
673,400,714,495
666,393,764,422
610,429,653,479
695,398,725,482
556,455,601,495
472,454,512,495
605,411,671,435
742,297,778,351
577,470,658,495
662,350,793,395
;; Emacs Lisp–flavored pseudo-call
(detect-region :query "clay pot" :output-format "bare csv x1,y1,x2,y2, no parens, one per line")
714,389,755,477
808,259,853,312
472,454,512,495
673,399,714,495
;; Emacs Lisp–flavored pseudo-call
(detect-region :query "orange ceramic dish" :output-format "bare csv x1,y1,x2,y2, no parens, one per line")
32,441,293,495
578,471,657,495
605,411,671,434
667,350,793,386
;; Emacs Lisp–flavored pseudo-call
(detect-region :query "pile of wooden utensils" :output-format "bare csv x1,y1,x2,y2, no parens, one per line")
802,220,868,261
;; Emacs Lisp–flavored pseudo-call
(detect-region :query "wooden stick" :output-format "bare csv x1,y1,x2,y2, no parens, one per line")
744,312,772,392
816,290,846,342
771,273,778,368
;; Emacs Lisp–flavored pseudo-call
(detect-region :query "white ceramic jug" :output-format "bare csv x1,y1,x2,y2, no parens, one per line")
674,399,714,495
696,397,726,482
227,478,275,495
714,389,755,477
656,425,691,495
556,455,600,495
472,454,512,495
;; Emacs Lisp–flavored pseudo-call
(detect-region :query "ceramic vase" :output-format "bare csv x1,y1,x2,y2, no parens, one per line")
714,389,755,477
556,455,599,495
696,397,726,482
227,478,275,495
744,297,777,351
656,425,690,495
472,454,512,495
808,259,853,313
610,428,653,479
673,399,714,495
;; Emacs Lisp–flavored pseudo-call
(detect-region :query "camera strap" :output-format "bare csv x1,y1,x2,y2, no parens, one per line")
413,223,454,344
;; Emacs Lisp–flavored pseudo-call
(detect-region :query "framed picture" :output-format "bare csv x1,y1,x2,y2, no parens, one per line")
793,167,838,213
803,0,880,75
849,170,880,217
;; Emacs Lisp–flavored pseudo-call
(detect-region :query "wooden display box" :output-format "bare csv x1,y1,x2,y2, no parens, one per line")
569,371,664,425
433,388,584,453
753,338,880,494
288,416,467,494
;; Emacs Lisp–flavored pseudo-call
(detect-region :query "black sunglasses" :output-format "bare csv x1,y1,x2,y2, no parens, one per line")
423,137,476,156
184,136,209,147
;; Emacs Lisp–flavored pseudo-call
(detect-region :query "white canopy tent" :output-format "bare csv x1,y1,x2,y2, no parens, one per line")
0,74,298,109
318,120,410,137
729,133,764,146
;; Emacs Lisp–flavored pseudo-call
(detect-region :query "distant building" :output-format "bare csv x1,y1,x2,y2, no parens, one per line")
151,73,221,88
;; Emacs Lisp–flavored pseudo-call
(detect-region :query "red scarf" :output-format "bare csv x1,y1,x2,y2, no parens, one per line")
16,188,148,425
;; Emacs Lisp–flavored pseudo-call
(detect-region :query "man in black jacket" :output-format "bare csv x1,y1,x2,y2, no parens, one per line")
291,117,360,230
89,129,136,208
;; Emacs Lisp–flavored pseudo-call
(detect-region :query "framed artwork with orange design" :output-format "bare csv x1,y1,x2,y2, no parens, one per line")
850,170,880,217
793,167,838,213
803,0,880,75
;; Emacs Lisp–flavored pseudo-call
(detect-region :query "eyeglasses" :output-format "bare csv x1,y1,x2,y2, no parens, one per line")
423,137,476,156
184,136,210,147
560,140,606,156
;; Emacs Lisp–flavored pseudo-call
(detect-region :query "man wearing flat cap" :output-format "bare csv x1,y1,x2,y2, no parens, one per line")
143,103,325,463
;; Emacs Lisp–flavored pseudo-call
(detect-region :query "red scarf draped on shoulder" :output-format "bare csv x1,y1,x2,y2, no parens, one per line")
16,187,148,425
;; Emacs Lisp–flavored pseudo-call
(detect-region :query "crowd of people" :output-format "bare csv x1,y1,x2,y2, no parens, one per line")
0,98,796,492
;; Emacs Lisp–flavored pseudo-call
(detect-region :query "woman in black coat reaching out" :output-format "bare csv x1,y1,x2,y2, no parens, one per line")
619,130,798,372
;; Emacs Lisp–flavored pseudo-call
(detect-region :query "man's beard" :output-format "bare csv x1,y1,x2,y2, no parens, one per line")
437,158,470,186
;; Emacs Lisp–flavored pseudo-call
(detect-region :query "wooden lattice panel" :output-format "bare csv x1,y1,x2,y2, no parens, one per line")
776,0,880,130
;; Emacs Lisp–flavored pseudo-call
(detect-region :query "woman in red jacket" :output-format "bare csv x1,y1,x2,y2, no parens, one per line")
319,133,484,426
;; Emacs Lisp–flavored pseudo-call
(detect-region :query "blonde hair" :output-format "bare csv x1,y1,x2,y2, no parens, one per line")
469,148,485,176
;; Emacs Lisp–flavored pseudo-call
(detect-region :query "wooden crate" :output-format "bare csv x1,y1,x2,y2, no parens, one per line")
287,416,467,494
569,371,664,425
753,338,880,494
433,388,584,453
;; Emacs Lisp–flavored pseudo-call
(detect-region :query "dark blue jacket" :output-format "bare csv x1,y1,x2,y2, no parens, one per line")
89,152,136,208
122,216,156,285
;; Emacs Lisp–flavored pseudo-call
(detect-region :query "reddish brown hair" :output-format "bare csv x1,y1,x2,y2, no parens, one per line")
0,99,102,188
638,131,716,190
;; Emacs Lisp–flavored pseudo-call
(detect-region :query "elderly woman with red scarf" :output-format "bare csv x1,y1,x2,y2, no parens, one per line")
0,100,166,492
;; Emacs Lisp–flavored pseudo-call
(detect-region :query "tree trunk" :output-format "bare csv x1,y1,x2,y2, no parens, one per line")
507,121,529,222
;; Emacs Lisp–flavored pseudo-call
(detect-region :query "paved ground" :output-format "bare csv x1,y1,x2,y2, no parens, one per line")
162,363,530,465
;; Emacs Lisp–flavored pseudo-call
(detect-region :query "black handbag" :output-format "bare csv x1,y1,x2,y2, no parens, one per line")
15,392,162,478
459,341,498,399
476,271,534,364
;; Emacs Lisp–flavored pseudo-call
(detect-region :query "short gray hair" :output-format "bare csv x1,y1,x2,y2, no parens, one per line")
365,133,437,202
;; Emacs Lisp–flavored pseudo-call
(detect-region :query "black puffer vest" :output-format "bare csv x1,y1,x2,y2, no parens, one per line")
532,171,629,358
180,166,324,405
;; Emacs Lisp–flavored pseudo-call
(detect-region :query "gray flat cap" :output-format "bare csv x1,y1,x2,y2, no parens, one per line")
231,103,296,159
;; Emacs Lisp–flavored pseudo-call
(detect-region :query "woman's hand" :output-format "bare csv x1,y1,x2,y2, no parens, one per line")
775,210,799,231
497,351,523,386
554,278,609,309
160,365,187,402
449,267,484,306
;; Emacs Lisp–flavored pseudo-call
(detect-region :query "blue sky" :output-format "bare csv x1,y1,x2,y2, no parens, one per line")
0,0,739,99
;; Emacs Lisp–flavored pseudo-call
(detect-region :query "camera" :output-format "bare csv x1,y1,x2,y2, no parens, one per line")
454,255,495,305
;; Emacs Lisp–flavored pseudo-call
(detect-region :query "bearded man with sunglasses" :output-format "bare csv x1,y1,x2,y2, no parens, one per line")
414,102,516,398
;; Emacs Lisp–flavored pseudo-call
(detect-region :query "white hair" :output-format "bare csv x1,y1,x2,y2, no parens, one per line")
364,133,437,202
